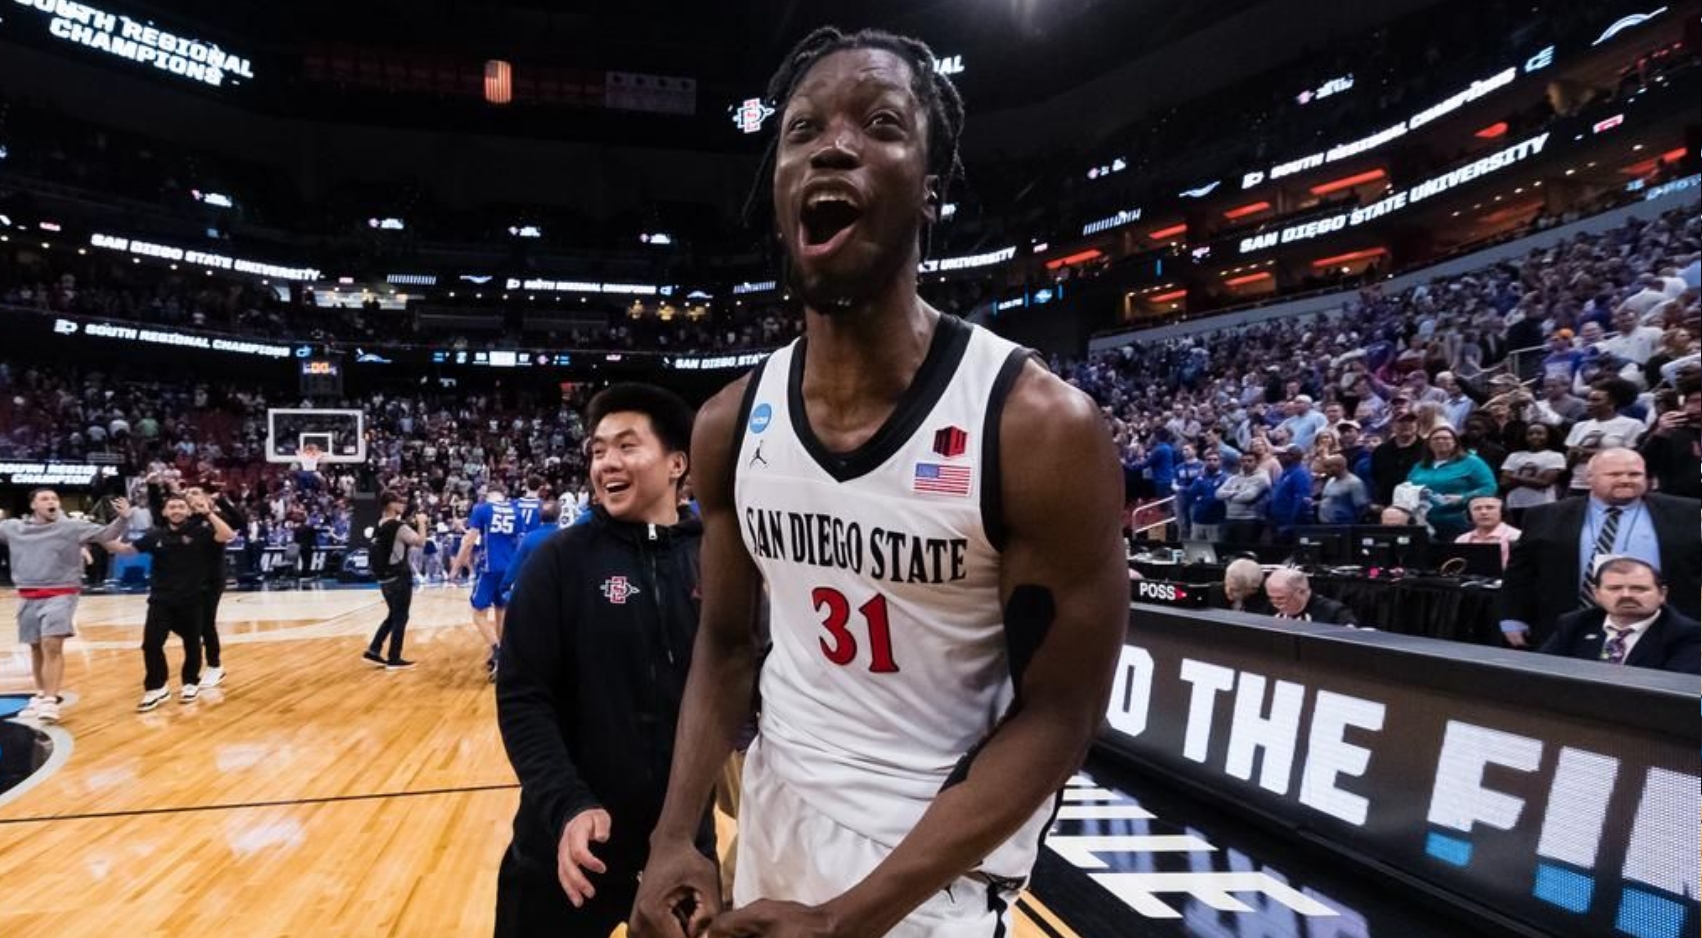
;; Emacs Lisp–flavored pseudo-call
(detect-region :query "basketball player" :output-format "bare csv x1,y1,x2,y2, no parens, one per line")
515,477,547,536
1,490,132,724
631,28,1126,938
453,488,521,680
499,499,562,604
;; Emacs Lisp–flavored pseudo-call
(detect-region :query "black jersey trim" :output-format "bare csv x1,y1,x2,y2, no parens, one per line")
787,313,973,483
980,347,1037,553
726,357,772,496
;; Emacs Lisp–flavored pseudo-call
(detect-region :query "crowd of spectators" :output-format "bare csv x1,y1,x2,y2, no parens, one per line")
3,207,1698,579
1069,207,1701,543
0,358,596,567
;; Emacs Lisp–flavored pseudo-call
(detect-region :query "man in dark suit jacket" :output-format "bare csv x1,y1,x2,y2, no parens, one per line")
1264,568,1358,626
1500,449,1700,648
1540,557,1700,674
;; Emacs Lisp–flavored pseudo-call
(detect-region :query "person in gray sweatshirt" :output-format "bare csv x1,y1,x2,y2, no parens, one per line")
0,488,132,724
1215,451,1273,547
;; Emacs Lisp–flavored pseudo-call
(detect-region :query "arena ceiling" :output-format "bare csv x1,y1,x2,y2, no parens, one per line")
117,0,1270,111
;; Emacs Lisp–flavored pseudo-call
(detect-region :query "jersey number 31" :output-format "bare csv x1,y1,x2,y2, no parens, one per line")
812,586,900,673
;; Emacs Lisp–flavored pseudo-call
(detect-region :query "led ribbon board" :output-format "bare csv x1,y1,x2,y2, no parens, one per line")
1237,133,1550,254
89,232,319,281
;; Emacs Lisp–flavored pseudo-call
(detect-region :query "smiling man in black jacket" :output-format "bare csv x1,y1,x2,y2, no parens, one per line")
495,384,715,938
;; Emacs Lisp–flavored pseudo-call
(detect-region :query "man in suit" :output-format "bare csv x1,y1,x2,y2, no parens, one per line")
1500,448,1701,648
1264,568,1358,626
1540,557,1699,674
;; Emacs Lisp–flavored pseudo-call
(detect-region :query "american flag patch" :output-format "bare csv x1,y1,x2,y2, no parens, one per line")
913,462,972,496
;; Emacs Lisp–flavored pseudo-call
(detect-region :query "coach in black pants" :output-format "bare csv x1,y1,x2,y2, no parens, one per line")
495,385,716,937
114,492,235,708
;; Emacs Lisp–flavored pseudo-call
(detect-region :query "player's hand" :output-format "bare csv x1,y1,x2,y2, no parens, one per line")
556,807,612,908
1503,628,1530,649
629,841,722,938
706,899,842,938
111,497,132,518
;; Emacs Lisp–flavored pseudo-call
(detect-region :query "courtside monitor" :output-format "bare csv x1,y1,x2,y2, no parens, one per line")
1293,526,1351,566
1353,524,1430,569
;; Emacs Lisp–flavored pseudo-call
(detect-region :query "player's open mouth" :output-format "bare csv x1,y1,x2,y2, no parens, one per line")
602,481,631,496
799,192,863,259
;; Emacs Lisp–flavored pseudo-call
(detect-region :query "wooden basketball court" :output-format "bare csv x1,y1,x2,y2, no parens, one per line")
0,586,1079,937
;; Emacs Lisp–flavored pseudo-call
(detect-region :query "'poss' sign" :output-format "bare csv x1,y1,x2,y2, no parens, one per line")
1134,579,1208,607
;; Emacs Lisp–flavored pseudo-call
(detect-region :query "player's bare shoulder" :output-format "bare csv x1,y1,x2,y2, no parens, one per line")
995,356,1121,528
1002,359,1114,458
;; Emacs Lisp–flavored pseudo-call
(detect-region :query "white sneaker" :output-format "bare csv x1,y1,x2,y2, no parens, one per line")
138,688,170,712
16,694,46,719
35,697,61,724
201,667,225,688
179,684,200,703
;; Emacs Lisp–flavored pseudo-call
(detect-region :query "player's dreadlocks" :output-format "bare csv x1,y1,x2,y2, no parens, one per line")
744,27,966,265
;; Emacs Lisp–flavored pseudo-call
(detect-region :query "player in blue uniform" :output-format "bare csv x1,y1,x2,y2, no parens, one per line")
452,489,521,680
513,476,546,537
499,499,561,605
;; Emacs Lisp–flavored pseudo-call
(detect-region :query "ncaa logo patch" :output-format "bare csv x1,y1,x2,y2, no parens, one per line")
600,576,641,605
749,403,773,435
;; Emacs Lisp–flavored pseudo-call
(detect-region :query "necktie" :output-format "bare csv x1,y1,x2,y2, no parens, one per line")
1603,625,1633,664
1580,506,1623,608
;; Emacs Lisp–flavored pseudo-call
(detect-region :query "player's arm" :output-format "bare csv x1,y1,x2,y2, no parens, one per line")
450,523,481,578
500,532,538,599
718,364,1129,937
631,377,764,938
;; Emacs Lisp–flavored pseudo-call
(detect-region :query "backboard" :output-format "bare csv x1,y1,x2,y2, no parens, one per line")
266,408,366,464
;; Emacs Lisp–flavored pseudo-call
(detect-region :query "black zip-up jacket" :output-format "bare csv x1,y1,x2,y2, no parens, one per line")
133,522,216,605
145,485,245,588
496,506,714,877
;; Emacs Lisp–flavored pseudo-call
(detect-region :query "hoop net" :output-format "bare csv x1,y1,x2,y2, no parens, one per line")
299,444,323,473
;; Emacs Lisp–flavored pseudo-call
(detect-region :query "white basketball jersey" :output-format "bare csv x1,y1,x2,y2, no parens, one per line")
732,314,1052,879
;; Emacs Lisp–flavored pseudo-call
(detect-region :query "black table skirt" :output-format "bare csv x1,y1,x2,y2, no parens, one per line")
1130,561,1501,645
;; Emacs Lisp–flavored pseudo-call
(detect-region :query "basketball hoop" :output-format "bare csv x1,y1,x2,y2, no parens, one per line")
299,444,323,473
